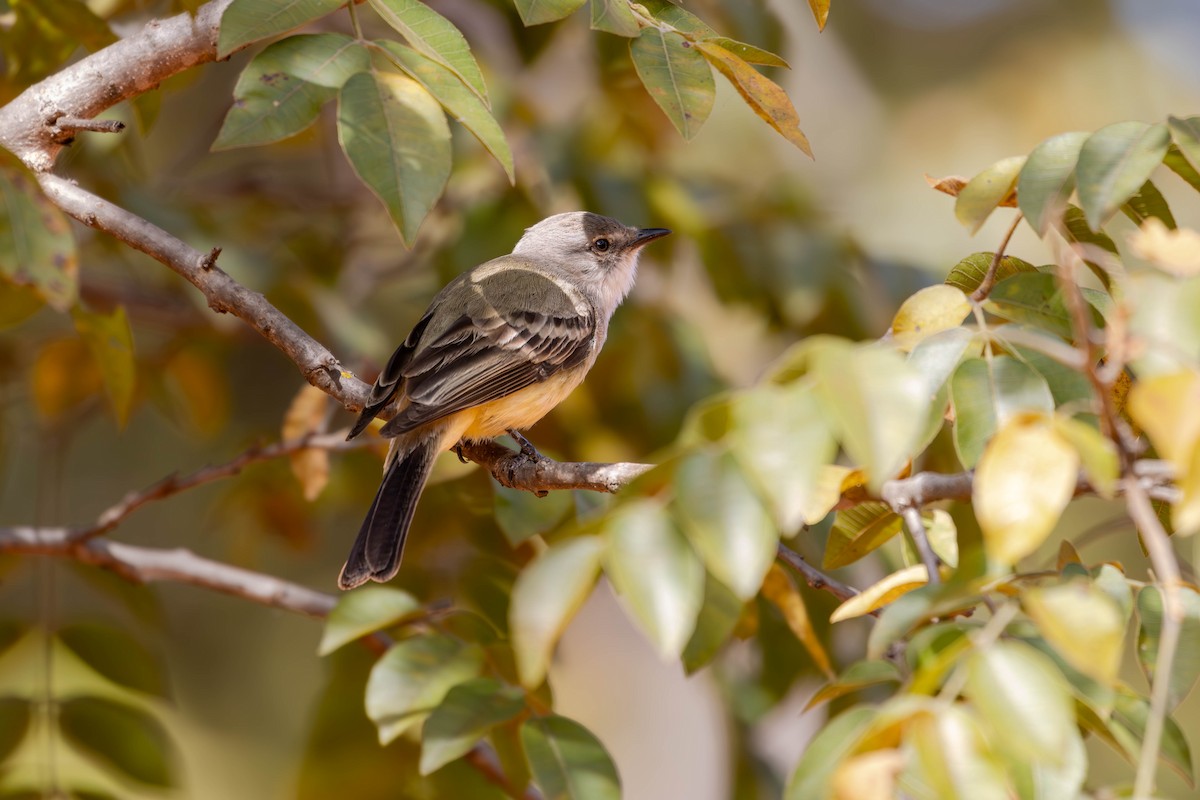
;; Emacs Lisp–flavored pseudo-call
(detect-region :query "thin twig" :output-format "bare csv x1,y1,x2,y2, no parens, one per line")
970,212,1024,303
51,116,126,139
899,506,941,586
1124,477,1183,800
775,542,864,606
464,744,542,800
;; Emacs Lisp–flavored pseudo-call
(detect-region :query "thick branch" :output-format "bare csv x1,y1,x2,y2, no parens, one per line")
458,440,653,494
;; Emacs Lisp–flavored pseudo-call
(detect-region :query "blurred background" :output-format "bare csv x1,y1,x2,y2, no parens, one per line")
2,0,1200,796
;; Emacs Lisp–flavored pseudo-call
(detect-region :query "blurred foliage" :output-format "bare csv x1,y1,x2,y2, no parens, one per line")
3,0,1200,799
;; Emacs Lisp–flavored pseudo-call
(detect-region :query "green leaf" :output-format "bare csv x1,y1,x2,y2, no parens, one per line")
512,0,586,26
681,574,743,674
1109,689,1195,784
217,0,345,58
824,502,902,570
1168,115,1200,175
702,37,789,69
805,660,901,709
673,449,776,600
0,162,78,312
696,41,811,156
944,252,1035,295
522,715,620,800
493,482,573,546
950,356,1053,469
1137,585,1200,712
984,272,1082,341
1121,179,1176,229
639,0,717,37
214,34,368,150
784,706,875,800
1076,121,1171,230
1023,581,1125,685
590,0,639,37
57,624,167,698
419,678,525,775
365,633,485,744
603,500,703,658
955,155,1024,234
1010,344,1092,408
318,585,420,655
814,343,928,490
73,306,135,427
909,704,1011,800
630,29,715,142
963,640,1075,763
337,70,451,245
1165,145,1200,193
1054,415,1118,498
510,537,604,688
908,326,976,400
1017,131,1089,235
59,697,176,787
367,0,489,104
728,382,836,534
0,697,30,765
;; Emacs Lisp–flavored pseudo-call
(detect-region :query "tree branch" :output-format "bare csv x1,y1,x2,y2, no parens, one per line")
970,212,1023,303
775,542,865,606
458,440,654,494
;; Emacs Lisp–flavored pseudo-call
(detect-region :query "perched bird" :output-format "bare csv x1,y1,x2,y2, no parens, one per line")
340,212,670,589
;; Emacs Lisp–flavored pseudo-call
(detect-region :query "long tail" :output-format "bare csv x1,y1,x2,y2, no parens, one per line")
338,435,439,590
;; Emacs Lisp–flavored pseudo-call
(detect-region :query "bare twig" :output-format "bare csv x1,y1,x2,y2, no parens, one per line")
899,506,941,586
458,440,653,494
464,744,542,800
77,431,372,542
970,212,1024,303
1124,477,1184,799
775,542,865,606
50,116,126,141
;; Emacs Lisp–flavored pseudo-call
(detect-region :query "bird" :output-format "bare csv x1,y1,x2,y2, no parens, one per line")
339,212,671,589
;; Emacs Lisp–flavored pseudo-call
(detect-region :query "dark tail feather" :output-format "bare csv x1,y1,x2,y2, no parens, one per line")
338,438,439,590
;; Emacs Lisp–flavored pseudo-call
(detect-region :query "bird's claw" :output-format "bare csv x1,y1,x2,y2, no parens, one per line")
507,429,542,461
453,441,469,463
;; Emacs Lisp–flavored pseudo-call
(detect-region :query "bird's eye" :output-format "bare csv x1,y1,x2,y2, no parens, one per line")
592,238,610,252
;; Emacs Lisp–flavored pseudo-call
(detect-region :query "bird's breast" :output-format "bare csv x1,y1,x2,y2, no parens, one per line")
461,366,592,440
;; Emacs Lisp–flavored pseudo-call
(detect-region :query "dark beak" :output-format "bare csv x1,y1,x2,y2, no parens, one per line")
633,227,671,247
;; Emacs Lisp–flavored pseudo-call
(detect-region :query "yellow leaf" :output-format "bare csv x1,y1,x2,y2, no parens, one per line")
1023,582,1124,685
694,41,812,157
1130,218,1200,276
891,285,971,352
830,564,930,623
925,173,967,198
974,415,1078,566
806,0,831,32
162,349,229,438
762,564,834,677
1127,370,1200,466
1053,414,1119,499
832,749,904,800
283,384,331,501
799,464,855,525
1174,440,1200,535
31,338,102,423
1056,540,1083,571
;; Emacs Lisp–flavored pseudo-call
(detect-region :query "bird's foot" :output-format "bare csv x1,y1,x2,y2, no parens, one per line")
507,429,543,461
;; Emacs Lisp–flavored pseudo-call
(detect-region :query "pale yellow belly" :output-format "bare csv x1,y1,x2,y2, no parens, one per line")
460,367,590,440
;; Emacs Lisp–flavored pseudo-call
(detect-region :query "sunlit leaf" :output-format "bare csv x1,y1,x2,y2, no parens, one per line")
681,575,743,674
807,0,831,31
830,565,930,623
674,449,776,600
1127,369,1200,468
1053,415,1118,498
1076,121,1171,230
1130,218,1200,277
955,155,1025,234
728,382,836,534
891,284,971,352
368,0,489,103
784,706,875,800
59,697,176,787
0,161,78,311
522,715,620,800
814,343,927,490
512,0,586,25
695,41,812,156
318,586,420,655
72,306,135,427
824,502,902,570
639,0,716,37
218,0,345,58
761,564,833,677
963,640,1076,763
1018,132,1089,235
603,499,704,658
831,749,903,800
909,705,1011,800
1024,581,1124,685
1137,585,1200,712
630,29,715,142
365,633,484,744
949,356,1054,468
805,660,901,710
974,414,1077,566
943,252,1035,295
337,70,451,244
214,34,368,150
590,0,639,37
419,678,525,775
702,37,789,68
510,537,604,687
